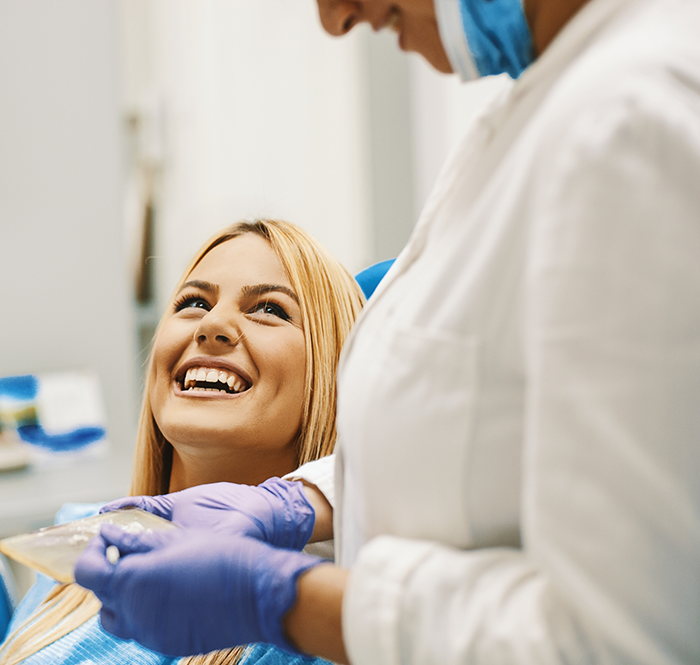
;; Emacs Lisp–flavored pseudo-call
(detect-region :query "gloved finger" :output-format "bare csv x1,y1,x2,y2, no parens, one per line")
74,534,114,596
99,523,172,555
100,494,175,520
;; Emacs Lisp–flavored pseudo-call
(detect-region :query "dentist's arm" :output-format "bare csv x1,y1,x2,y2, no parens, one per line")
284,563,349,663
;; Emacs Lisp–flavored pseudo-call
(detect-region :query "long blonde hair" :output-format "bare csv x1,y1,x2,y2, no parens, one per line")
0,220,364,665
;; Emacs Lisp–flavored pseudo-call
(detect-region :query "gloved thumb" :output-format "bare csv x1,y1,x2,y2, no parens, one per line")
74,533,113,595
99,523,171,556
75,525,164,595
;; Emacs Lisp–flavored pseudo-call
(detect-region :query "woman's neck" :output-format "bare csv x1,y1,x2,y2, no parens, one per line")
168,445,298,491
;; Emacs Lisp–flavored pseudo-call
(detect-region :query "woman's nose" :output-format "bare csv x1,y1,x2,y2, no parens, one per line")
316,0,361,36
194,309,241,347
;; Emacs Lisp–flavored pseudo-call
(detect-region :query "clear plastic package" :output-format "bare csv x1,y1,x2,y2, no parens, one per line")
0,508,177,583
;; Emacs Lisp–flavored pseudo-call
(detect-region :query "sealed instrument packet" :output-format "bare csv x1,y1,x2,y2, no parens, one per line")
0,508,177,583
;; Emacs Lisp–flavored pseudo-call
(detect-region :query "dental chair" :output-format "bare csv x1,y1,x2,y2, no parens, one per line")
355,259,395,299
0,553,18,640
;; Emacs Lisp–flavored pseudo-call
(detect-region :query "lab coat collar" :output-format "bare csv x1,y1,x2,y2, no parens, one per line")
514,0,642,100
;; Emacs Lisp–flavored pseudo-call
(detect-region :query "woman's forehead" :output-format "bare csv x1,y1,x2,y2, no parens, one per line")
189,234,291,287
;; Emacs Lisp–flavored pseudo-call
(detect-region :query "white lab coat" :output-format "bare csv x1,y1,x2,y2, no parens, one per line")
334,0,700,662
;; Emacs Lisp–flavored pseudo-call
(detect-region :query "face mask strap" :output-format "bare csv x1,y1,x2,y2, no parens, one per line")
434,0,479,80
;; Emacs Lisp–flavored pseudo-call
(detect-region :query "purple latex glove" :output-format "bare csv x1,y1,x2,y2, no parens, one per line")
100,478,315,550
75,523,323,657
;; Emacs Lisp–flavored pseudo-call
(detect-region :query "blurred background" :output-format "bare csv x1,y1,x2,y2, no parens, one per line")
0,0,502,591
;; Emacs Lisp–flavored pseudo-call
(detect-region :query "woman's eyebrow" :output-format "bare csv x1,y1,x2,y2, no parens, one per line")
243,283,299,304
178,279,219,295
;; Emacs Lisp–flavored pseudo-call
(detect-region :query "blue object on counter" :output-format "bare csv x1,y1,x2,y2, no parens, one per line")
0,375,38,400
17,425,106,451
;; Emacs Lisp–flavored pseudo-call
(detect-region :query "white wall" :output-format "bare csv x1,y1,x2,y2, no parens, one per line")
0,0,136,451
119,0,374,312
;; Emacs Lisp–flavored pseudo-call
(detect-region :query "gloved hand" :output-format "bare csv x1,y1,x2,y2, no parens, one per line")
100,478,315,550
75,523,323,657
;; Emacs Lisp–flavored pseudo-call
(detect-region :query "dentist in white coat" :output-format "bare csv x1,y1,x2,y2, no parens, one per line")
76,0,700,663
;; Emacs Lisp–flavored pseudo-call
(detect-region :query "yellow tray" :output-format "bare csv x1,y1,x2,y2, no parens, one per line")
0,508,177,583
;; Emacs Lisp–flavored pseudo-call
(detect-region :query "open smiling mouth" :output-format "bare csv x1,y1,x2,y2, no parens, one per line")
180,367,251,395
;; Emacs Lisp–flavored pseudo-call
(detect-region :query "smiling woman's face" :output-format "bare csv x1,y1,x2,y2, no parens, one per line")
149,234,307,489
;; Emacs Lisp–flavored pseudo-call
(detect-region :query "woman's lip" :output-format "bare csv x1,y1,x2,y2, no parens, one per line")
175,356,253,386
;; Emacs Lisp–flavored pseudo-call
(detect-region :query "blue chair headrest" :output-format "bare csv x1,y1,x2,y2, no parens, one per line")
355,259,395,299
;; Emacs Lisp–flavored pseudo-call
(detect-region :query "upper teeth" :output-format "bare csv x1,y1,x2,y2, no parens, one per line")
183,367,248,394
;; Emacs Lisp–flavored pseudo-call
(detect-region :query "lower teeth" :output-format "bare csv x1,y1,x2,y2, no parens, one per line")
184,384,234,393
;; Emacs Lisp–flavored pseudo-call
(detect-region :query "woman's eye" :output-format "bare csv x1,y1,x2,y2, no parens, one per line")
174,296,211,312
251,301,291,321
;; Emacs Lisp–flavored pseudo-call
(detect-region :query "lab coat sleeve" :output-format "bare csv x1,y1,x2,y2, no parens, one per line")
342,88,700,665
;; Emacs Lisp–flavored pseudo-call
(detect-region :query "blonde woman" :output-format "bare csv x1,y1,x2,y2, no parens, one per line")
0,219,364,665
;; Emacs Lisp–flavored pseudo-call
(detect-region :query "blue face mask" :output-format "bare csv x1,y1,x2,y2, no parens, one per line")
434,0,534,80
